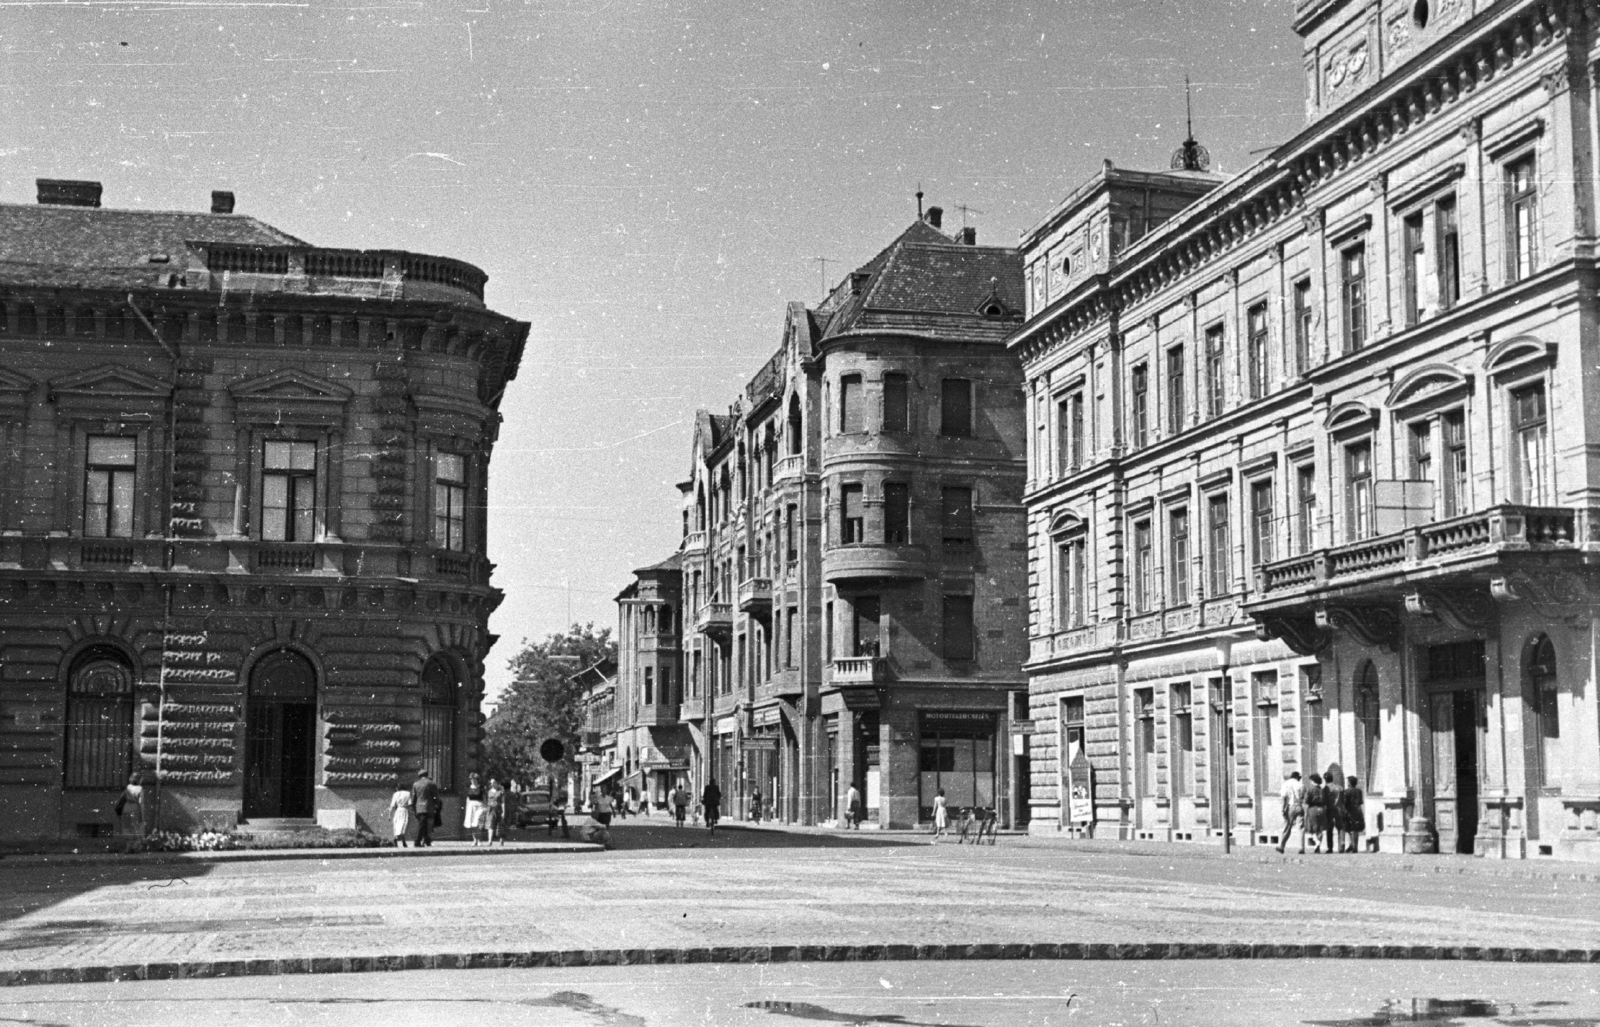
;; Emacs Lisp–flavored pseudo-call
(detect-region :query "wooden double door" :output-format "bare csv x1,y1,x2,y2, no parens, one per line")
1429,687,1485,855
242,650,318,820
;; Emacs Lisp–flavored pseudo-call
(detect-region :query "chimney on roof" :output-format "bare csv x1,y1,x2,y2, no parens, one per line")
924,205,943,229
849,271,870,296
211,190,235,214
959,227,977,246
36,179,102,208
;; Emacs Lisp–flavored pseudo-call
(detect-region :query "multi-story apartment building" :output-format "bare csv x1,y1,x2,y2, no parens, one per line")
0,179,525,844
574,658,618,801
680,208,1030,828
1017,0,1600,861
612,555,686,808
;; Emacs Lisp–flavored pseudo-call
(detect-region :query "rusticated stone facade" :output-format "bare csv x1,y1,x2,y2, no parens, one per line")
0,180,526,844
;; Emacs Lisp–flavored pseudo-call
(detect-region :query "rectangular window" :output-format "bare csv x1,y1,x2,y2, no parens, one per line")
1207,493,1231,597
1511,382,1551,505
84,436,136,539
1437,195,1461,310
785,504,798,563
825,600,834,661
785,606,797,668
644,667,654,706
1133,518,1153,613
1295,464,1317,555
1166,345,1185,434
1170,683,1194,797
1246,302,1269,400
942,594,975,661
1250,478,1274,569
1292,277,1313,375
1062,696,1086,764
1341,242,1367,353
1134,688,1156,798
1345,440,1374,541
1069,392,1085,468
1130,364,1149,448
1507,155,1537,282
1443,411,1468,517
840,483,864,544
262,440,317,542
1168,507,1190,606
1253,671,1282,794
434,453,467,552
883,482,910,544
852,596,880,658
840,374,863,433
1058,538,1086,629
1205,324,1226,417
1409,419,1434,486
940,486,974,548
940,378,973,437
1403,210,1426,326
882,374,909,433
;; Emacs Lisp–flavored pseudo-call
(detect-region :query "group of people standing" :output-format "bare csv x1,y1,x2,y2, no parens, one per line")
1277,768,1366,855
387,771,513,848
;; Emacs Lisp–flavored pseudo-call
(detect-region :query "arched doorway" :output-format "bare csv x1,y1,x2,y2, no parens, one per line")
244,649,317,819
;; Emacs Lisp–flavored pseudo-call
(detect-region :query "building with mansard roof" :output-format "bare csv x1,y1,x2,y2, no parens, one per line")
675,207,1031,828
0,179,525,845
1016,0,1600,860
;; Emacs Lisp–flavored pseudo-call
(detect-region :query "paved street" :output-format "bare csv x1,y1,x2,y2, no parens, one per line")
1,961,1597,1026
3,821,1600,979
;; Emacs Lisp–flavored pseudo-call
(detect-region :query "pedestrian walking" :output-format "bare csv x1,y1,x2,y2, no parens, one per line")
387,777,414,847
932,787,949,841
1342,776,1366,853
412,770,440,848
112,772,150,838
1323,765,1345,854
672,782,689,827
846,783,863,829
464,772,487,845
1303,773,1328,853
591,788,614,827
484,777,505,846
1276,771,1305,854
750,788,762,824
702,779,722,833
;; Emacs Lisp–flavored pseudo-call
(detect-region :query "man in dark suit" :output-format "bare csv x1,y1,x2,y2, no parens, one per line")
412,770,440,847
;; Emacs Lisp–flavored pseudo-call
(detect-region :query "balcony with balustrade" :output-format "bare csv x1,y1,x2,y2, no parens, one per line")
1247,505,1589,645
737,576,772,616
694,601,733,639
822,543,931,586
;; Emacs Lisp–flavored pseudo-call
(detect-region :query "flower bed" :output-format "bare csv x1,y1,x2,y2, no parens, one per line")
127,828,385,853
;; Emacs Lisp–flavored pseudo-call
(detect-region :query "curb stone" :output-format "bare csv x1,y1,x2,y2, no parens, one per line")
3,942,1599,987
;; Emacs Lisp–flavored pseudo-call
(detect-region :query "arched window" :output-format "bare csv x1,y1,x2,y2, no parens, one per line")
1355,661,1381,790
421,655,459,791
64,646,135,789
1527,635,1559,787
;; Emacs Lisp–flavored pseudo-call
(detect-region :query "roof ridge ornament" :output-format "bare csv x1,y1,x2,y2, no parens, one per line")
1170,74,1211,172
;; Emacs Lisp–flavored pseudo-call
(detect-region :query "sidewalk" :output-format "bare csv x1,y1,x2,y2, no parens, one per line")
0,837,602,870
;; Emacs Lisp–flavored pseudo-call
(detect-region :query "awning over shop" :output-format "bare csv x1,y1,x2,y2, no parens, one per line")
592,765,621,787
640,745,689,771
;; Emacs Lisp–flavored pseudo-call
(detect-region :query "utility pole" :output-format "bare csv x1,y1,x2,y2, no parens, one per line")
812,256,836,299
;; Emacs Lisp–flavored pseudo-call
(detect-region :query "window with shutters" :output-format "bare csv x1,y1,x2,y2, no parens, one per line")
940,378,973,437
940,486,974,549
882,374,909,433
840,483,864,544
883,482,910,544
839,374,863,434
942,593,975,661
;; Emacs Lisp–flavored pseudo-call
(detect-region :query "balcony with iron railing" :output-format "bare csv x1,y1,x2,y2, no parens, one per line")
1252,505,1584,607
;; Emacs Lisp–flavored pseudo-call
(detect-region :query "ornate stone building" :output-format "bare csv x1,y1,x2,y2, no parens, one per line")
0,180,525,844
679,209,1031,828
1017,0,1600,860
611,555,687,808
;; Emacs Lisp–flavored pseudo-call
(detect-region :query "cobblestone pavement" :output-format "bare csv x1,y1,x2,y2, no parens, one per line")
2,821,1599,975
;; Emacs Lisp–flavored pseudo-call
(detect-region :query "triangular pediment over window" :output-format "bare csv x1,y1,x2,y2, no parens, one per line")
228,368,354,405
0,367,35,415
50,364,171,401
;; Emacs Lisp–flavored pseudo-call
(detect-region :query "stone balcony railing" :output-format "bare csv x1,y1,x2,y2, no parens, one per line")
737,576,772,613
775,454,805,482
1256,505,1581,599
695,601,733,637
683,530,708,553
0,536,494,588
831,656,890,685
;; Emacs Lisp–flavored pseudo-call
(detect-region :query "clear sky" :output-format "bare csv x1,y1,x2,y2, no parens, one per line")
0,0,1304,705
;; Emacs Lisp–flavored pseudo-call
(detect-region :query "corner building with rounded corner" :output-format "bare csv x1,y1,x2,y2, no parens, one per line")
0,180,526,845
1017,0,1600,860
677,209,1030,829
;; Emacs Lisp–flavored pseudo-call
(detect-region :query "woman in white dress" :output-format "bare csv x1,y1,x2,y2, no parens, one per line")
932,787,949,842
464,772,487,845
388,778,414,847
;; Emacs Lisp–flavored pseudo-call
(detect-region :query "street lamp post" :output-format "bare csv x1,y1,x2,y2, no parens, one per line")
1214,638,1234,855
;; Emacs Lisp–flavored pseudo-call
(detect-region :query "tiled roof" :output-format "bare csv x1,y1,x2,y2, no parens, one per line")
0,202,304,287
819,220,1022,340
634,552,683,575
